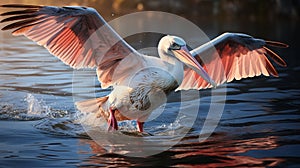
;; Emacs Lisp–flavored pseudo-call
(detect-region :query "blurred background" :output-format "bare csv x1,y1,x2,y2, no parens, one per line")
3,0,299,18
2,0,300,20
2,0,298,64
2,0,299,54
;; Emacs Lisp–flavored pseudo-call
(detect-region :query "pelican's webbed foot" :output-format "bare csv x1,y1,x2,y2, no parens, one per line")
107,108,118,131
137,121,144,132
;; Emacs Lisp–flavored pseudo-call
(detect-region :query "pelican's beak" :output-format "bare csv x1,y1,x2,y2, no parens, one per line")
173,46,217,87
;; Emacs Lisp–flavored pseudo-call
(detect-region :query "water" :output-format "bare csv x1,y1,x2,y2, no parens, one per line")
0,1,300,167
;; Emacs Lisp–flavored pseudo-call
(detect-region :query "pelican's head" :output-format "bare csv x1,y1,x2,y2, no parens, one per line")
158,35,216,86
158,35,186,59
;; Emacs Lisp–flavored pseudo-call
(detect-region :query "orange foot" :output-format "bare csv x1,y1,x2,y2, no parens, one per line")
107,108,118,131
137,121,144,132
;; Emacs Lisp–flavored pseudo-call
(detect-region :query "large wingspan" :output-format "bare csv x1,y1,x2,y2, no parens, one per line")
177,33,287,90
0,4,139,88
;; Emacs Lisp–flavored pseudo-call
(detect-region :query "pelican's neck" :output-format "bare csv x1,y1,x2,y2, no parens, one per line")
158,51,184,85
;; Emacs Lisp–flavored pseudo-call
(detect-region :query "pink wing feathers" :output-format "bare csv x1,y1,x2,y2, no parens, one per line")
177,33,287,90
0,4,139,88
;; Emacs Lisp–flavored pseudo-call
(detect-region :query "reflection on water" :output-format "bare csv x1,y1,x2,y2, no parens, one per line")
0,0,300,167
78,135,284,167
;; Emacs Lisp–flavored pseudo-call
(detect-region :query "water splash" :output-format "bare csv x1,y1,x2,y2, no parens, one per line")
25,93,50,117
25,93,70,118
0,94,190,138
0,94,70,121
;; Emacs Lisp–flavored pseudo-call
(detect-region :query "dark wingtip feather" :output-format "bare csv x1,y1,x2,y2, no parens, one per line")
0,9,39,16
266,40,289,48
1,18,38,31
0,14,37,23
264,47,287,67
265,58,279,77
0,4,42,8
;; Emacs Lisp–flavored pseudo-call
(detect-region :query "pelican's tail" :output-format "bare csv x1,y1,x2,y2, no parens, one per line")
76,96,130,121
75,96,110,119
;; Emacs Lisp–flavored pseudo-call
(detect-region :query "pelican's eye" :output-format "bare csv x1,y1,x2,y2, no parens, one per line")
169,43,181,50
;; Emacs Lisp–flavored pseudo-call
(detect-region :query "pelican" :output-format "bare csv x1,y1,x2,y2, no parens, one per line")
0,4,287,132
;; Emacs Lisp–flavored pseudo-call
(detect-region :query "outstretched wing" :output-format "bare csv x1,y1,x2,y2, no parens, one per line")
177,33,288,90
0,4,139,88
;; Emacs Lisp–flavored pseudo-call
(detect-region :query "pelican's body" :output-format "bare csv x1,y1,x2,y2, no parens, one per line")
79,36,203,131
1,4,288,132
105,62,180,121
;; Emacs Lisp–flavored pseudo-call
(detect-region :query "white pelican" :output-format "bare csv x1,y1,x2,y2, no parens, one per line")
1,4,287,132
